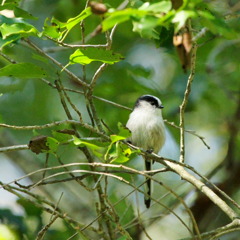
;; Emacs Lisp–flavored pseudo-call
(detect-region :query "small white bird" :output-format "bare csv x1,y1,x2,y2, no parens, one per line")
126,95,166,208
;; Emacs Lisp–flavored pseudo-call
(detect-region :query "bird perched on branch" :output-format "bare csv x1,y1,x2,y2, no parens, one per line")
126,95,166,208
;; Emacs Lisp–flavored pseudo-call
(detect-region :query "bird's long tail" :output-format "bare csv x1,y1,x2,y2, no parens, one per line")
144,158,151,208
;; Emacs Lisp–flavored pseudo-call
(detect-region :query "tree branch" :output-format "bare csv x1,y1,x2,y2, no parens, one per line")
179,43,198,163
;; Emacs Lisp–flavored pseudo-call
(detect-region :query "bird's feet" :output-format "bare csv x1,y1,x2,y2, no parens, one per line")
146,148,154,154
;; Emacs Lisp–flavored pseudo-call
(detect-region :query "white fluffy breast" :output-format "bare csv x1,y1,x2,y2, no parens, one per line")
126,107,165,153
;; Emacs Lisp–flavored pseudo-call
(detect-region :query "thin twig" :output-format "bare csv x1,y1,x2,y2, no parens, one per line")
36,215,59,240
0,50,17,63
42,153,50,179
0,120,109,140
179,43,198,163
0,49,210,150
0,144,29,153
0,160,211,235
89,63,108,89
193,13,240,43
57,156,93,191
157,158,239,221
165,120,210,149
57,78,83,122
0,182,95,233
24,39,89,89
9,156,234,236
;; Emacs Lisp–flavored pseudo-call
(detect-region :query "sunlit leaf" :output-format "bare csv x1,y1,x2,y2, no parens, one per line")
109,141,138,164
0,22,38,48
133,15,160,39
42,18,62,39
69,48,123,65
172,10,197,32
105,123,135,163
111,154,129,164
102,8,147,31
42,8,92,40
0,34,19,49
73,136,105,157
139,1,172,13
0,63,47,78
103,1,172,34
0,224,20,240
110,135,126,143
65,7,92,31
0,22,38,39
110,143,130,164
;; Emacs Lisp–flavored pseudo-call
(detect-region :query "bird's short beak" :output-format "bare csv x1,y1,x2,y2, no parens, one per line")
158,105,164,109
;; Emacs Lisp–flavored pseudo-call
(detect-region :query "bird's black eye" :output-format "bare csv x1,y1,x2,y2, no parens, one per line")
150,102,155,106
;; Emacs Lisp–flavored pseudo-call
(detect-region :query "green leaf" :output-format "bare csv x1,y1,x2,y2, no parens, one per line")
46,137,59,154
73,136,105,157
103,1,172,32
111,154,129,164
133,15,160,39
69,48,123,65
109,123,131,144
132,1,173,39
107,141,138,164
0,63,48,78
0,4,37,19
42,8,92,40
0,22,38,39
117,122,131,139
0,14,21,24
52,130,74,144
139,1,172,13
65,7,92,31
0,34,19,49
105,123,135,163
1,0,21,5
172,10,197,32
42,18,62,39
102,8,147,31
17,199,42,217
14,6,37,20
32,53,49,64
0,22,38,48
110,135,126,143
110,143,131,164
0,3,15,11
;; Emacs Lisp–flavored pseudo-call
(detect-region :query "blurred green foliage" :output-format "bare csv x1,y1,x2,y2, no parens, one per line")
0,0,240,239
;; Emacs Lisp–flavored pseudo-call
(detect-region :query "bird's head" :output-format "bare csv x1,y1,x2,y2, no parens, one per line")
134,95,164,112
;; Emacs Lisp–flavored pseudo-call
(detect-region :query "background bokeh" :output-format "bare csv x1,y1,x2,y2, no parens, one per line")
0,0,240,239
